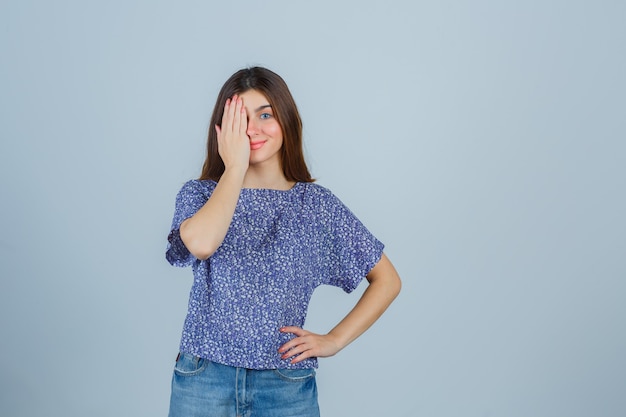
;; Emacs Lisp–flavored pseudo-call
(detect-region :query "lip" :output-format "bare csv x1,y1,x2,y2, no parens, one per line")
250,140,266,151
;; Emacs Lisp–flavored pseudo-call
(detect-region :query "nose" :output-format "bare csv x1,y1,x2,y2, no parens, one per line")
246,118,258,137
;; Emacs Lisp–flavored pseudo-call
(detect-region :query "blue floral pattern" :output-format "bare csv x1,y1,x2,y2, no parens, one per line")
166,180,384,369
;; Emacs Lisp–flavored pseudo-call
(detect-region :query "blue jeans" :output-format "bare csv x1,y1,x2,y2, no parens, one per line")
168,353,320,417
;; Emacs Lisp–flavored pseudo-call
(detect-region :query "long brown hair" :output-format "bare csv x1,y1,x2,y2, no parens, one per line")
199,67,314,183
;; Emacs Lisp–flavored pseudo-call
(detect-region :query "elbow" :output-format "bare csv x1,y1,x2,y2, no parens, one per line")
392,273,402,298
189,246,214,261
184,239,217,261
367,274,401,301
385,271,402,301
180,223,218,261
368,253,402,300
377,273,401,311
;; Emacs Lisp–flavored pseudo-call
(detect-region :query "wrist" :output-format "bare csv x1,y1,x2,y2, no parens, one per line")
326,330,349,352
221,165,248,180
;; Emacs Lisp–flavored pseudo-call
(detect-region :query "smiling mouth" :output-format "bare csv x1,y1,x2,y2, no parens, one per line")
250,141,266,150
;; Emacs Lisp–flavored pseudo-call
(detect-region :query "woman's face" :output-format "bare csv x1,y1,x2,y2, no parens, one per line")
240,89,283,168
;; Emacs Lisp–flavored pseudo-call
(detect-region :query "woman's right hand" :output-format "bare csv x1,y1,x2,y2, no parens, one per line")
180,95,249,260
215,94,250,172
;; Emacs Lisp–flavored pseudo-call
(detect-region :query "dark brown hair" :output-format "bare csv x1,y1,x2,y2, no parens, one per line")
199,67,313,183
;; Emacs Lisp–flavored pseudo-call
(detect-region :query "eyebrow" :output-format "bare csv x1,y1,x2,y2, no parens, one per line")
255,104,272,112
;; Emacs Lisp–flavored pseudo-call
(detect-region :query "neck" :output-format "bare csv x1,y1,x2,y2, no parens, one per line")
243,166,294,190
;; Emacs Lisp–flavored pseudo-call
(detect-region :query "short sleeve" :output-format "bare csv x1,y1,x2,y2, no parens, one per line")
165,180,214,267
321,192,384,293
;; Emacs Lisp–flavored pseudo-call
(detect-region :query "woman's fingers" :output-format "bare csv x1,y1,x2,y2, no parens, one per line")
220,94,245,137
278,327,342,364
278,328,307,352
279,337,313,362
281,326,307,337
216,95,250,170
239,100,248,135
231,96,240,133
219,97,232,135
278,327,306,358
218,95,239,135
232,96,246,135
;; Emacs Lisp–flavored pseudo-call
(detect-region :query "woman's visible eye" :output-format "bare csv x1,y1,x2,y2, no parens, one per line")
260,113,272,120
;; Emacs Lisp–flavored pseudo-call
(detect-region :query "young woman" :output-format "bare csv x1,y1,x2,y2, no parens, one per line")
166,66,401,416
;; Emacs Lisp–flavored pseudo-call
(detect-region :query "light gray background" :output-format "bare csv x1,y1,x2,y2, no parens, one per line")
1,1,624,416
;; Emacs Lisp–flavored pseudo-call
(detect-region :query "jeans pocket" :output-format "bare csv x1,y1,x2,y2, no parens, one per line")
173,352,208,377
273,368,316,382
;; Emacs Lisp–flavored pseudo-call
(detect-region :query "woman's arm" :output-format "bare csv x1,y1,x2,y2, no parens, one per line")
279,253,402,363
180,95,250,260
179,168,245,260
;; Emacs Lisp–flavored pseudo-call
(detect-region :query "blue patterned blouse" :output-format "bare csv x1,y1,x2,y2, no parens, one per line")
166,180,384,369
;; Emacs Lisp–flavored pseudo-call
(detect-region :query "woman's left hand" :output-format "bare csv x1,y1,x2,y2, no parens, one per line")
278,327,342,364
